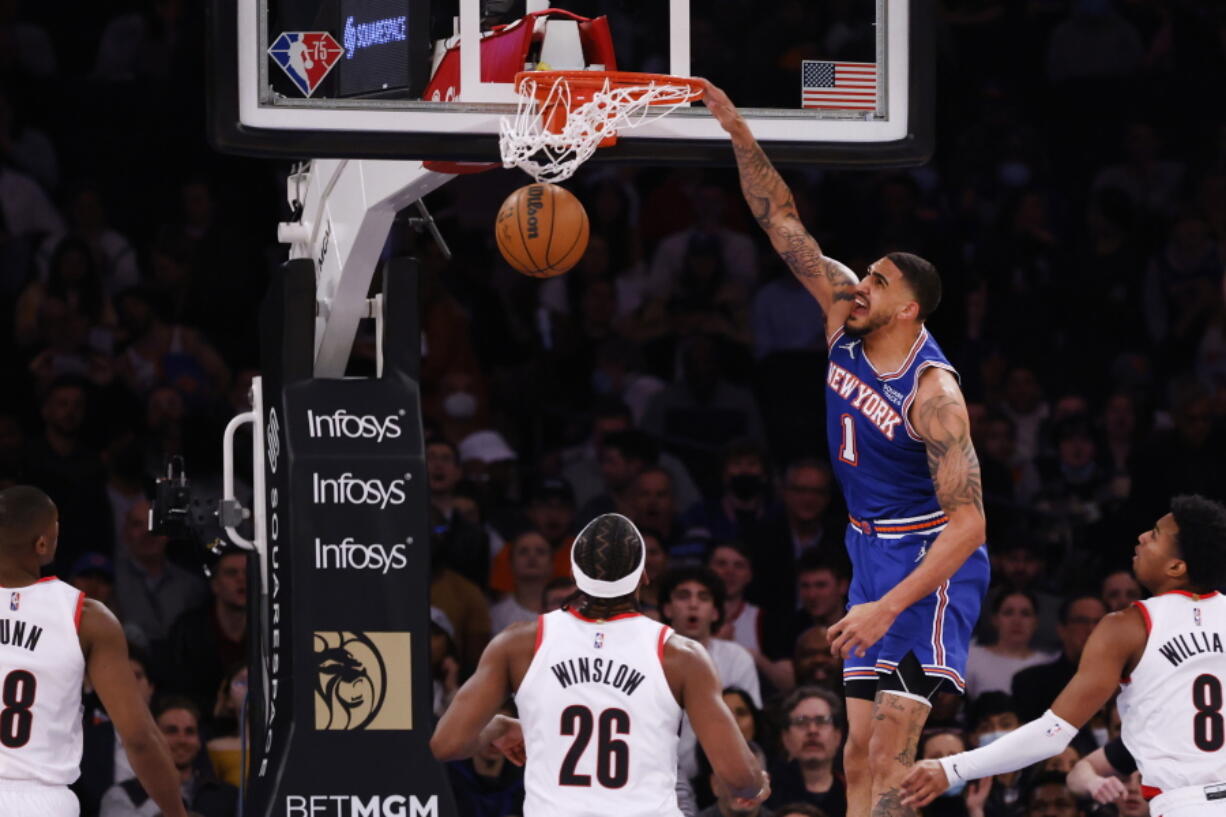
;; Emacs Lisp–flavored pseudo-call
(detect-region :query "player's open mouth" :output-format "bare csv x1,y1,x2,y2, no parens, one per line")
853,296,868,315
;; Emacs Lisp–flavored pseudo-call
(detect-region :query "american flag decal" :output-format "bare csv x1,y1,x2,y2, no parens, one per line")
801,60,878,110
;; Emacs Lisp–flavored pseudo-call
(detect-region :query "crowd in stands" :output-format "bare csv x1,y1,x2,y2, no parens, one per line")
0,0,1224,814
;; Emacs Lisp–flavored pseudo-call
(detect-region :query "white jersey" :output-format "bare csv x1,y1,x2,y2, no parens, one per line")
516,609,683,817
0,578,85,786
1118,591,1226,795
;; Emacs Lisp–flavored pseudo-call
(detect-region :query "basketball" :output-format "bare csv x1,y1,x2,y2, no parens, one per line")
495,183,590,278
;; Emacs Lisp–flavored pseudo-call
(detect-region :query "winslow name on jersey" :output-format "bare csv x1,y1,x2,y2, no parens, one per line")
516,609,683,817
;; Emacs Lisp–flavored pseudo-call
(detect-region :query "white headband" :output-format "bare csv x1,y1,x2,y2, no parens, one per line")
570,514,646,598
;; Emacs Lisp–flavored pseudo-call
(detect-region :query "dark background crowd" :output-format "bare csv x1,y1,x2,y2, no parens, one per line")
0,0,1224,815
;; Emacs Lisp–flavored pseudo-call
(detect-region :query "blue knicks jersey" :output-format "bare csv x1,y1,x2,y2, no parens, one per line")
825,326,958,523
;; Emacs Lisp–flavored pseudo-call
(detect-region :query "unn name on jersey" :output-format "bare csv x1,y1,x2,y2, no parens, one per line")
827,364,903,440
1158,630,1225,667
0,618,43,652
550,657,647,697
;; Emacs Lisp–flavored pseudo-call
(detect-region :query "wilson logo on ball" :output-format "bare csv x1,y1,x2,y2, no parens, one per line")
495,183,590,278
525,186,544,239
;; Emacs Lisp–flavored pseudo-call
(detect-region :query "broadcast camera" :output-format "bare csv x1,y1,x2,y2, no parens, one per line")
149,456,236,565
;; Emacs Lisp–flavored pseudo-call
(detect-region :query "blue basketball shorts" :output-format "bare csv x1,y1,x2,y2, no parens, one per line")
841,522,990,695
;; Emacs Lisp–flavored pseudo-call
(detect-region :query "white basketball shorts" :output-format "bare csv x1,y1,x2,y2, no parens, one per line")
1151,783,1226,817
0,780,79,817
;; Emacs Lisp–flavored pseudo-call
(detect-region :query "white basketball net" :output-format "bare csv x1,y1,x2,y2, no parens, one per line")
500,74,698,184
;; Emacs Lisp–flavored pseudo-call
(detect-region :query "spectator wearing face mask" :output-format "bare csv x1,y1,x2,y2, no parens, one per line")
426,370,491,447
965,693,1025,817
682,439,772,546
1035,415,1113,579
916,731,992,817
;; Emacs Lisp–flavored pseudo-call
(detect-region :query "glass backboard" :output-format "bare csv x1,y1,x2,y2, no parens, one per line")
210,0,933,167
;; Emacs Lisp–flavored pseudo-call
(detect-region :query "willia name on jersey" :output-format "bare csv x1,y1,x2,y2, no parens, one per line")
550,656,647,696
0,617,43,651
1157,630,1225,667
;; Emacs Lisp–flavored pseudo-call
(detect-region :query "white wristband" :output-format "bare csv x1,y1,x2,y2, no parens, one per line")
939,709,1076,784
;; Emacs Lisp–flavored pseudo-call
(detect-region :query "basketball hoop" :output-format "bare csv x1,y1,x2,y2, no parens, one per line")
500,70,704,184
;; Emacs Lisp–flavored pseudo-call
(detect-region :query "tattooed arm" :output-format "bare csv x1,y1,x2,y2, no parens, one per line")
880,367,986,615
701,79,857,335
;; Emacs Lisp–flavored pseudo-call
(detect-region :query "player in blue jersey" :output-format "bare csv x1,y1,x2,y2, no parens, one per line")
704,79,990,817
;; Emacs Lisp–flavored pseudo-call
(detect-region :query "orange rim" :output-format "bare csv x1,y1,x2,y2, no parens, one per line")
513,70,703,142
513,70,704,105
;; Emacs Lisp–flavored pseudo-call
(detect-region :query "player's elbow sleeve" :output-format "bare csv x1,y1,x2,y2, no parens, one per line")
940,710,1075,783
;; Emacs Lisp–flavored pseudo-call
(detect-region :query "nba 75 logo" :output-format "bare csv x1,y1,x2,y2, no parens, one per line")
268,32,344,97
314,631,412,731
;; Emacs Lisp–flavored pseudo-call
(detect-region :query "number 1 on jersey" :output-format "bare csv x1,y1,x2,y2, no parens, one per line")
839,413,858,466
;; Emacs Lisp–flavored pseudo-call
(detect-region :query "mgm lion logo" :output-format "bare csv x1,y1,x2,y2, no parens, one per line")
313,631,412,730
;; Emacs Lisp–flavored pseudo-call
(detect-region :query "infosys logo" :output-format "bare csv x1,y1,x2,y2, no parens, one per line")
313,473,408,509
286,794,438,817
315,537,409,574
307,409,405,443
